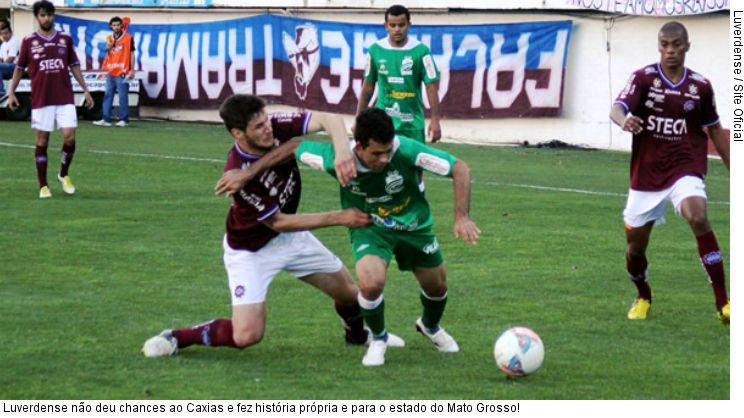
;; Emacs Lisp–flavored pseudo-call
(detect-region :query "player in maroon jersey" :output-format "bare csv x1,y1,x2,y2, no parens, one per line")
610,22,730,324
143,95,404,357
7,1,94,199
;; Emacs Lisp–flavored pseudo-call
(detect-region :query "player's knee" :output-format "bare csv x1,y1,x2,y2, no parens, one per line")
626,246,645,261
358,281,384,300
686,213,710,232
233,329,264,348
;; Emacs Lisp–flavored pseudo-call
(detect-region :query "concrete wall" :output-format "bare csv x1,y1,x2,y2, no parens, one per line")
7,5,729,151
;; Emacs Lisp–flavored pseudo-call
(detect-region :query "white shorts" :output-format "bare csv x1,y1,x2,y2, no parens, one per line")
623,176,707,228
223,231,343,306
31,104,78,132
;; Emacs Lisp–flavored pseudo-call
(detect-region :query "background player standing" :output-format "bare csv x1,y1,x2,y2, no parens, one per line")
356,4,441,144
610,21,730,324
7,0,94,199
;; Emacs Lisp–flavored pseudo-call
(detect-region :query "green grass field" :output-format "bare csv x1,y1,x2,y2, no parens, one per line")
0,120,730,400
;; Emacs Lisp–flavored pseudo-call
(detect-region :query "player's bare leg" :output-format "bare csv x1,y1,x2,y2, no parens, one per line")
680,196,729,323
413,263,458,352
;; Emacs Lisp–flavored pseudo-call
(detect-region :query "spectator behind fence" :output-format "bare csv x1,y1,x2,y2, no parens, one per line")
0,20,21,96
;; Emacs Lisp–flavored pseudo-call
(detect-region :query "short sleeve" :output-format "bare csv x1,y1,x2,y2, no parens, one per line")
701,83,720,128
614,71,644,114
363,50,377,83
401,136,457,177
15,38,28,69
420,47,439,84
296,141,337,177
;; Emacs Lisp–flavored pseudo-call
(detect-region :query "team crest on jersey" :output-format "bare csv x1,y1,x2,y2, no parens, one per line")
401,56,413,75
653,78,662,88
384,170,404,194
689,84,698,95
32,40,39,46
683,100,695,112
282,23,320,101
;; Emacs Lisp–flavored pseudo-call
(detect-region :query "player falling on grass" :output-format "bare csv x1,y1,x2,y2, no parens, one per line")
355,4,441,145
216,108,480,366
610,21,730,324
7,0,94,199
142,95,404,357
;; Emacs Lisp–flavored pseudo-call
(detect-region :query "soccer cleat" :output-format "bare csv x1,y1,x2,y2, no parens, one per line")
362,339,387,366
628,297,651,319
142,329,179,357
346,327,406,348
718,302,730,326
57,174,75,194
39,186,52,199
415,317,459,353
93,120,112,127
115,121,129,127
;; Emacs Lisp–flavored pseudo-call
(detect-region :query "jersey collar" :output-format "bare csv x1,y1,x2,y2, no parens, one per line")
656,62,687,89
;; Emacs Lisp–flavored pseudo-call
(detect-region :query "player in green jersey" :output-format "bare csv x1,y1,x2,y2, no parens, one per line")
216,108,480,366
355,4,441,144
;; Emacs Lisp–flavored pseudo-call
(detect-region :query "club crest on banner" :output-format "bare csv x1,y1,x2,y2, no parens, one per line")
282,23,320,101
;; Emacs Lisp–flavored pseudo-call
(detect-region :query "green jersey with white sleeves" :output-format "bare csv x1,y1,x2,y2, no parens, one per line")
364,37,439,135
296,135,456,232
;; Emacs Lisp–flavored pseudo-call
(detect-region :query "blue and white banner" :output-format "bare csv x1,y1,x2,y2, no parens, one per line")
54,15,572,118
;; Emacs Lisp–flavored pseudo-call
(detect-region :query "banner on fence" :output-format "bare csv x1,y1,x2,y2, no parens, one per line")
54,15,572,118
565,0,729,16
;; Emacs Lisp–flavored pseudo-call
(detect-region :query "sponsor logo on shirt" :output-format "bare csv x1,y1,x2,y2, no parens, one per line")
690,73,707,83
356,244,370,253
278,170,296,207
300,152,325,170
644,66,657,74
39,58,65,72
388,76,404,84
370,213,419,231
646,115,688,137
390,90,415,100
234,285,246,298
366,195,393,203
648,92,664,103
386,103,414,123
377,196,411,217
415,153,451,175
239,190,266,211
401,55,413,75
423,238,439,255
684,100,695,112
423,54,437,79
384,170,404,194
378,64,388,75
664,89,680,96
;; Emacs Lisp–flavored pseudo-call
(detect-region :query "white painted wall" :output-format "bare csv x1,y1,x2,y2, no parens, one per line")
7,3,729,151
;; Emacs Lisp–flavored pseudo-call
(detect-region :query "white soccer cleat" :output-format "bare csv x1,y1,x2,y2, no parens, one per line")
142,330,178,358
93,120,112,127
415,317,459,353
115,121,129,127
364,327,406,348
362,339,387,367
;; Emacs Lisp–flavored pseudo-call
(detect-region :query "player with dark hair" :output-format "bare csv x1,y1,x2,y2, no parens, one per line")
7,0,94,198
216,108,480,366
143,95,403,357
93,16,135,127
610,21,730,324
356,4,441,145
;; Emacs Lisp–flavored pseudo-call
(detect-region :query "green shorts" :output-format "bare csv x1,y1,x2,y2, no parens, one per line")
349,226,443,271
397,129,425,144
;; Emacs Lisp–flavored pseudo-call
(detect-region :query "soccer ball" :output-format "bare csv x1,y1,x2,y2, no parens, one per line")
494,327,544,376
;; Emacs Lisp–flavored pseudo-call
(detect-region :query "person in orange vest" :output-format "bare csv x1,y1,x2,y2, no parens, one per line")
94,16,135,127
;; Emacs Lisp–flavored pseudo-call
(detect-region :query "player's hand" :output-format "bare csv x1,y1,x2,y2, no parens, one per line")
84,91,95,109
428,118,442,143
8,93,18,111
215,168,253,198
334,147,357,187
337,208,372,229
454,216,480,245
622,114,644,135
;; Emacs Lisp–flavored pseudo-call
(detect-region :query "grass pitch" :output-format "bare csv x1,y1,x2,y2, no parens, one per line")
0,120,730,399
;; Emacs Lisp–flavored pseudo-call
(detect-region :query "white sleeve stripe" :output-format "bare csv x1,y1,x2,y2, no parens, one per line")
702,118,720,128
302,112,312,135
257,205,280,221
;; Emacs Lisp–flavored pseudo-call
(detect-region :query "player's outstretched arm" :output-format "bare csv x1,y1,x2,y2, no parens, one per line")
426,82,442,143
261,208,372,233
215,140,302,198
706,123,730,171
306,112,356,187
450,159,480,245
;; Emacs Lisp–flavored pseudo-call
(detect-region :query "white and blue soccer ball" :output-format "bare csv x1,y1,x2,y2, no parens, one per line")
494,327,545,376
